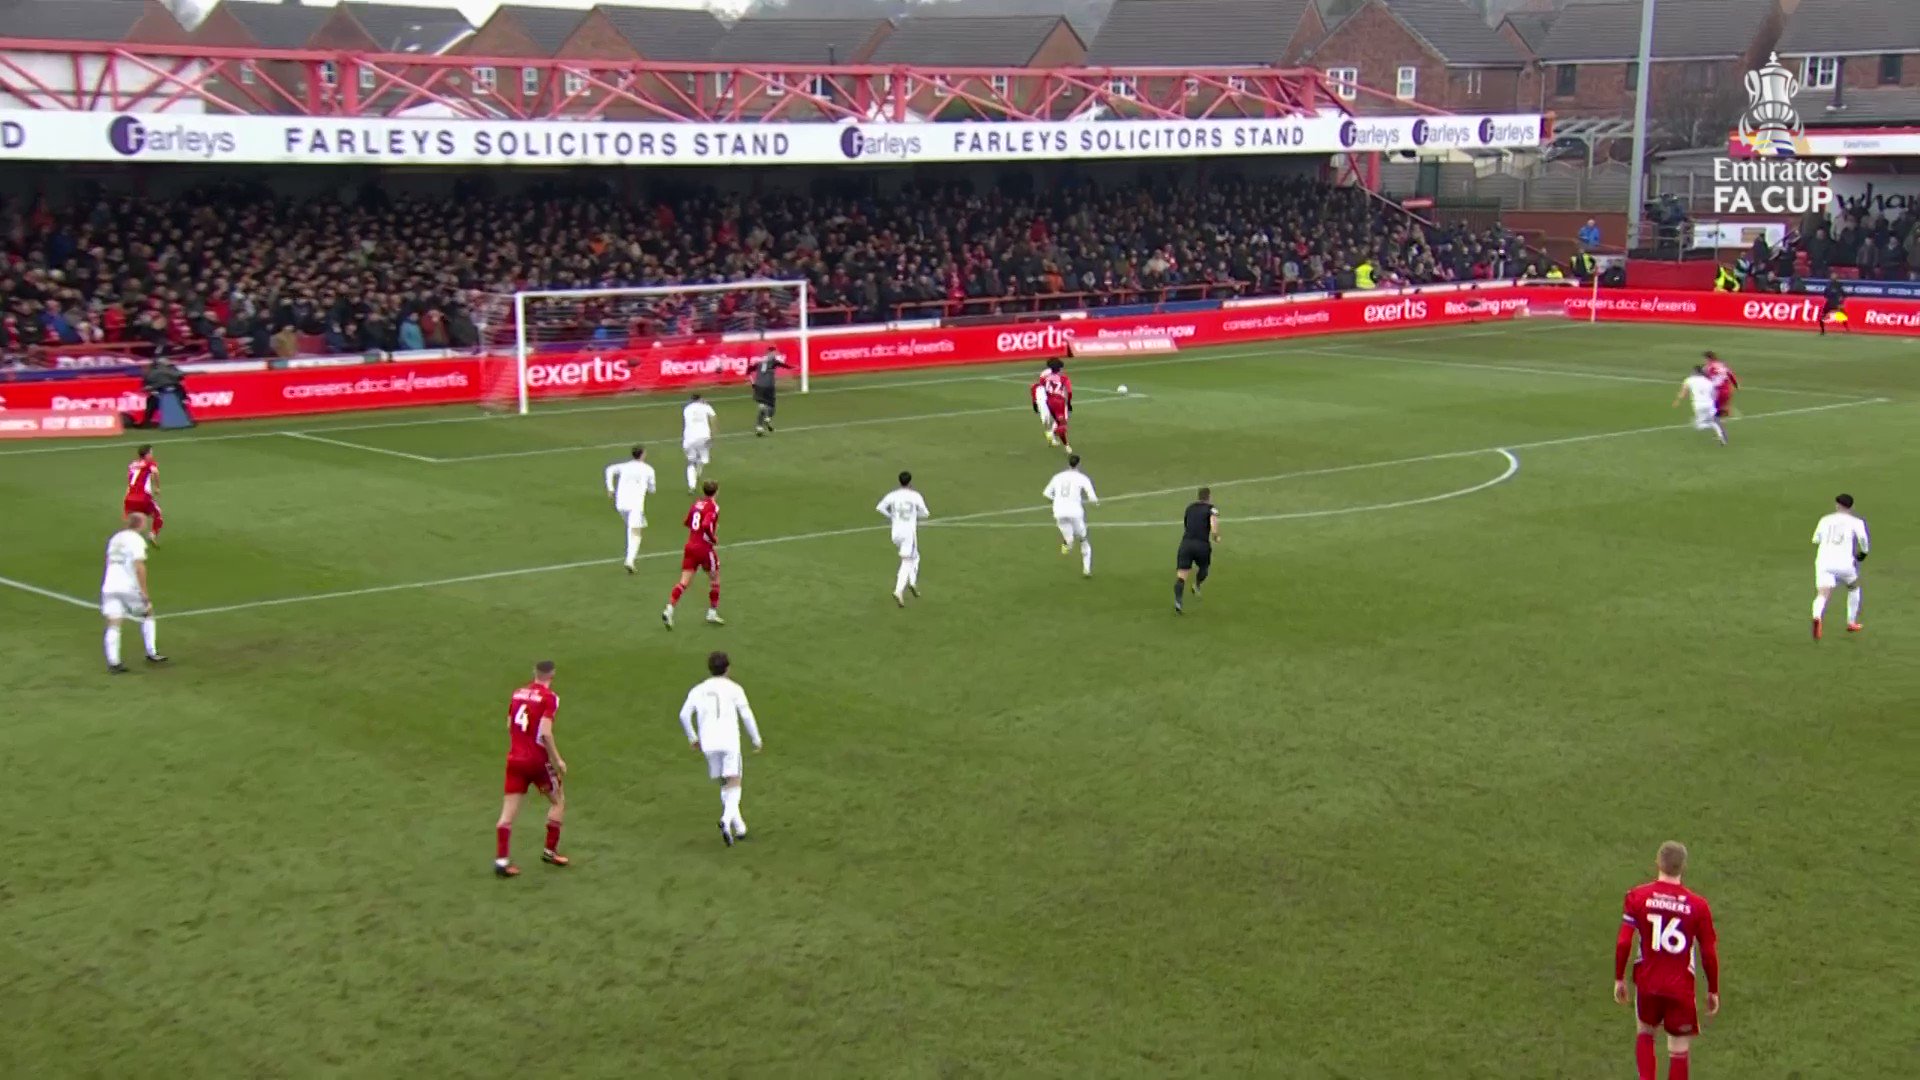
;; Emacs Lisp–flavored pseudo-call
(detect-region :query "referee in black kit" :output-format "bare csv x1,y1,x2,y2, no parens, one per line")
1174,488,1219,614
751,347,791,435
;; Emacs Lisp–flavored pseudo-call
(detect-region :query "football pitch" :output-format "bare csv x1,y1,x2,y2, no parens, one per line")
3,320,1917,1079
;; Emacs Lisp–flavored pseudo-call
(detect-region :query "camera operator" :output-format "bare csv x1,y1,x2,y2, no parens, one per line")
138,356,192,429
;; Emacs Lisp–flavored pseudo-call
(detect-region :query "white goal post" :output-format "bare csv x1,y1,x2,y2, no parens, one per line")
477,278,812,415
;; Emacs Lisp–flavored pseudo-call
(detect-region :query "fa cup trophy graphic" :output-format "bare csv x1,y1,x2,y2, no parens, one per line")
1740,52,1806,156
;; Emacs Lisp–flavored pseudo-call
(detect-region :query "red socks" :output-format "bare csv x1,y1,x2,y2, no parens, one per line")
669,583,685,605
1668,1052,1688,1080
545,821,562,853
1635,1033,1656,1080
707,585,721,608
495,825,511,860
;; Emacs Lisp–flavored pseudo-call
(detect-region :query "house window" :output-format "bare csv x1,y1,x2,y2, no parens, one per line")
1683,64,1714,92
990,74,1009,96
1184,75,1200,98
563,71,586,96
522,68,540,95
1396,65,1417,100
318,60,338,88
472,65,497,91
1326,67,1358,100
1553,64,1576,96
1802,55,1838,89
1879,53,1903,85
1107,76,1137,98
359,66,376,92
714,72,732,99
807,74,830,97
1624,62,1639,90
766,73,785,97
1227,74,1246,92
1463,68,1483,96
239,62,256,86
932,74,951,90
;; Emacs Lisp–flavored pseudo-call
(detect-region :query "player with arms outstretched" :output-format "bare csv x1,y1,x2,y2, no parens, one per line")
1672,366,1727,446
876,470,930,606
1810,492,1869,640
1040,359,1073,451
1700,352,1738,418
682,392,717,493
123,445,163,543
1615,841,1719,1080
604,445,657,573
494,660,568,877
663,480,725,629
1044,454,1098,577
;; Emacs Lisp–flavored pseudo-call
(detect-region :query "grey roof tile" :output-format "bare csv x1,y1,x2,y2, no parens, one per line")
1087,0,1314,65
222,1,332,48
596,5,731,61
340,2,474,53
1386,0,1527,65
1500,9,1559,52
491,4,589,54
1778,0,1920,55
1,0,170,43
1532,0,1773,61
870,14,1073,66
709,16,892,63
1794,84,1920,125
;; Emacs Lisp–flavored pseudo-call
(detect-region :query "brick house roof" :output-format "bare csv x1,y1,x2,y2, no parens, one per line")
1383,0,1528,65
0,0,181,42
597,5,731,61
1531,0,1774,62
220,1,332,48
870,15,1078,66
1777,0,1920,55
1087,0,1317,65
339,2,473,53
709,17,893,64
483,5,591,54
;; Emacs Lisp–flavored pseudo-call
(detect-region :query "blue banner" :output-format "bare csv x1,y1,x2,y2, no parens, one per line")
1805,278,1920,300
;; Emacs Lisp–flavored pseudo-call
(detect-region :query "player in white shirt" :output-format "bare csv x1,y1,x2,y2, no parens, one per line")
100,512,165,674
1672,366,1727,445
875,470,931,607
1810,493,1871,640
1044,454,1099,577
681,393,718,493
604,445,658,572
678,651,763,844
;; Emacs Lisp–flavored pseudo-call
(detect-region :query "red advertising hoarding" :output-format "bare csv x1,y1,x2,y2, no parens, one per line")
1,287,1914,424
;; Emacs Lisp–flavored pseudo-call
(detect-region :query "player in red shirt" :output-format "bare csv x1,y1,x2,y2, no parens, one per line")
123,445,163,543
1701,351,1739,418
1040,359,1074,452
495,660,568,877
662,479,725,630
1614,841,1719,1080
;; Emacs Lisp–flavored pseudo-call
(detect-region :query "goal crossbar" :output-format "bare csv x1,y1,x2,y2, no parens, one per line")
501,278,811,415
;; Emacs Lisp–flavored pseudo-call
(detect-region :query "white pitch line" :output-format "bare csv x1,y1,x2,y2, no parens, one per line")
934,449,1521,529
433,394,1149,464
279,430,443,463
0,574,95,609
105,395,1883,622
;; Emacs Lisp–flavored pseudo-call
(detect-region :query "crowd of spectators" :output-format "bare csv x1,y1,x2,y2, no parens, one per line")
0,176,1541,365
1797,206,1920,282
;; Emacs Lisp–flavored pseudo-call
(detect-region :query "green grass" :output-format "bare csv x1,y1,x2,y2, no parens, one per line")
3,321,1917,1079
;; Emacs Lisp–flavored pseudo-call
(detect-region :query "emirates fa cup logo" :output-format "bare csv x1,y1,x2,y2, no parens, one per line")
1739,52,1807,156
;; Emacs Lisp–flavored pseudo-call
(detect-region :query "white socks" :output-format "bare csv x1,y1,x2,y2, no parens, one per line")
1812,594,1829,619
686,465,699,491
625,530,641,565
907,555,919,589
141,617,158,657
1847,587,1862,624
1081,542,1093,576
720,784,744,833
104,625,121,666
894,559,911,598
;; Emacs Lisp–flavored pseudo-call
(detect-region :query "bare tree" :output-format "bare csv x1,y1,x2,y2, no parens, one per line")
1651,85,1748,152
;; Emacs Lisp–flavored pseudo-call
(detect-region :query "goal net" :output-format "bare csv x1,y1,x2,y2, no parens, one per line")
475,279,811,415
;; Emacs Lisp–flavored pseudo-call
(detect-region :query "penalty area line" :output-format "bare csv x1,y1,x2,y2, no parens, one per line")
0,574,96,609
279,430,444,463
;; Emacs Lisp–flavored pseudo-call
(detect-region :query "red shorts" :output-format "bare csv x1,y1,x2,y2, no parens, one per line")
503,757,557,796
681,541,719,575
123,496,161,527
1714,389,1733,417
1046,396,1069,424
1635,991,1699,1036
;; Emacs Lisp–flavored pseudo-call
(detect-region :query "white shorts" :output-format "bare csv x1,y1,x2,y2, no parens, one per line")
1692,405,1718,430
705,749,742,781
101,590,147,620
683,438,711,466
620,508,647,529
1816,566,1859,589
1055,512,1087,541
892,530,918,559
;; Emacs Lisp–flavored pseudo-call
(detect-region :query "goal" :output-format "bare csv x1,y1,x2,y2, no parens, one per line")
476,279,812,415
